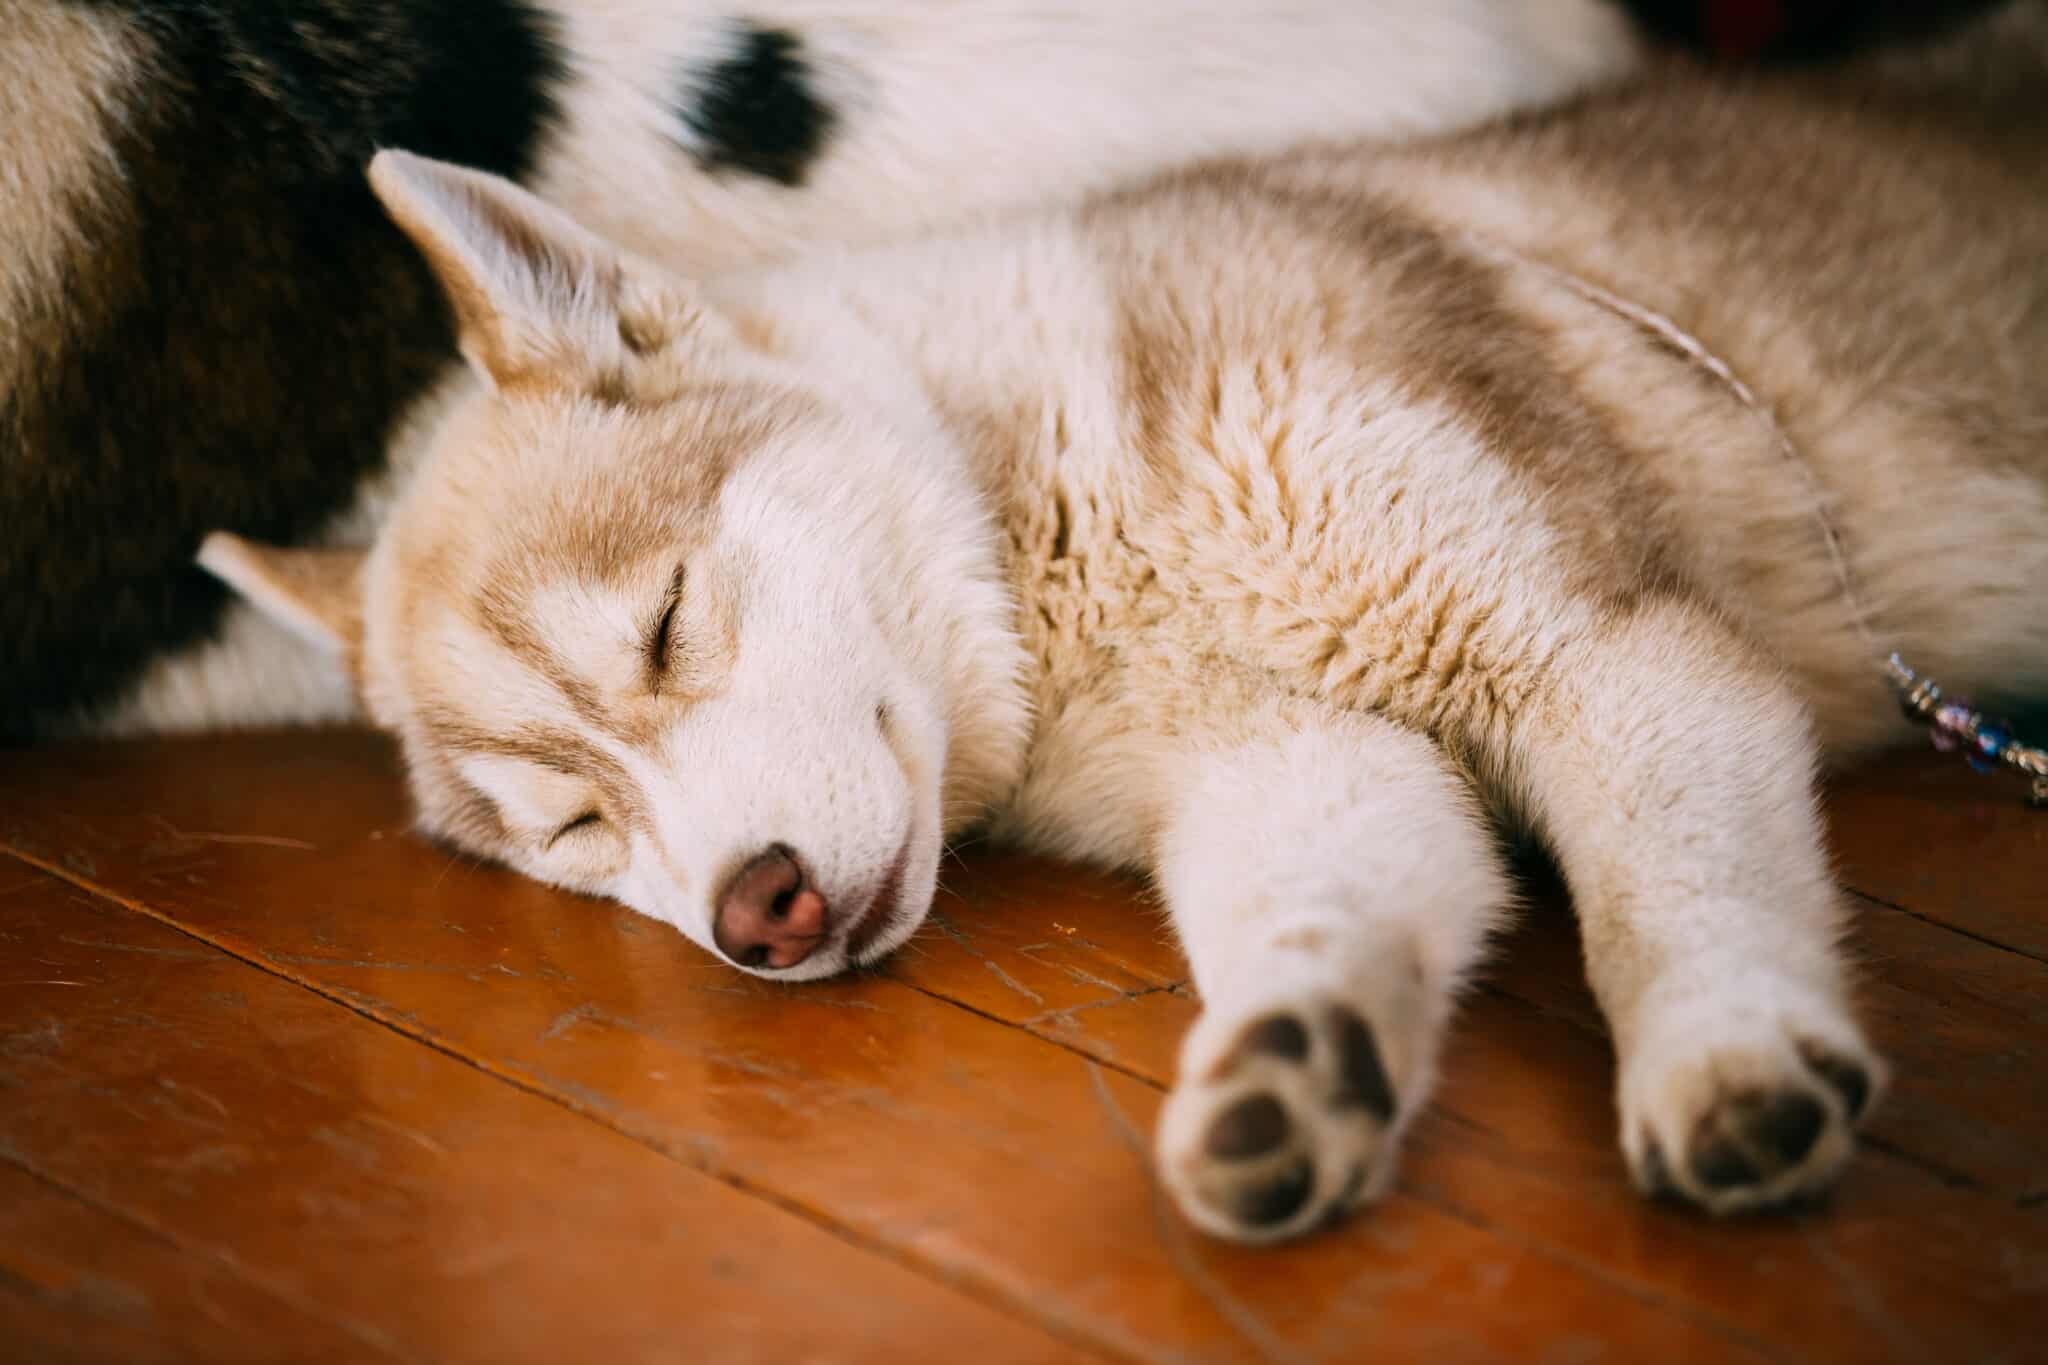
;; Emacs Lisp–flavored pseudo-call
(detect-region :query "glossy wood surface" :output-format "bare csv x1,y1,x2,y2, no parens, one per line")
2,730,2042,1363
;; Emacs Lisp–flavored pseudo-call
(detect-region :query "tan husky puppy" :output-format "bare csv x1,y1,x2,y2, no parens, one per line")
204,15,2048,1242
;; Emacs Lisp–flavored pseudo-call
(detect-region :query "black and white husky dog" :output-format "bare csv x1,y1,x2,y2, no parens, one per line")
4,0,1653,738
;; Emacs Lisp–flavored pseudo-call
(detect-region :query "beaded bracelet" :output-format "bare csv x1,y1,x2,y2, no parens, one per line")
1887,655,2048,807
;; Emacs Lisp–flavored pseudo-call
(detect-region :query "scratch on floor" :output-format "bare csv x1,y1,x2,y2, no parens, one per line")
710,1082,801,1112
265,951,522,979
1025,983,1181,1031
320,984,424,1031
538,1004,808,1085
147,814,317,852
356,1112,451,1158
147,1143,252,1176
704,1050,805,1082
2,1018,64,1056
1044,959,1130,994
310,1124,383,1173
157,1077,230,1119
527,1073,637,1129
928,910,982,956
141,1087,228,1135
687,983,881,1012
983,960,1045,1006
57,934,220,963
541,1003,607,1042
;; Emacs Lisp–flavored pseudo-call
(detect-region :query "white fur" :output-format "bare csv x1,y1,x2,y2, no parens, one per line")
1154,713,1511,1240
535,0,1640,274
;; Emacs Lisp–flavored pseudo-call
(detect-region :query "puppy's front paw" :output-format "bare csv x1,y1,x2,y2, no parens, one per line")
1622,990,1883,1214
1157,997,1408,1242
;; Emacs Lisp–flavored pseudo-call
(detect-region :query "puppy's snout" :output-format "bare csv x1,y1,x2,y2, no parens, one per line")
714,844,829,970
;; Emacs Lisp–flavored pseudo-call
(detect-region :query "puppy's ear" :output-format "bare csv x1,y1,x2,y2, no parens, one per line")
366,149,697,393
197,533,366,661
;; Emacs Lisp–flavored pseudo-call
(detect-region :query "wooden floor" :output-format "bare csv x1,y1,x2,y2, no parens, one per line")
0,730,2041,1364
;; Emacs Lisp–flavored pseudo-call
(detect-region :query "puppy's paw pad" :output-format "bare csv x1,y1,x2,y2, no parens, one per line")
1161,1002,1403,1242
1625,1010,1882,1215
1688,1087,1828,1190
1797,1039,1873,1121
1203,1092,1291,1158
1332,1006,1396,1120
1208,1012,1310,1076
1227,1156,1317,1229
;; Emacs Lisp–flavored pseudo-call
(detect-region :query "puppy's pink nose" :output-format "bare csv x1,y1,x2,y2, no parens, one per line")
714,845,829,970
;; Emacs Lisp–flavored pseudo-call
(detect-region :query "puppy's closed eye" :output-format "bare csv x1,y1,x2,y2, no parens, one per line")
546,810,606,850
646,562,687,691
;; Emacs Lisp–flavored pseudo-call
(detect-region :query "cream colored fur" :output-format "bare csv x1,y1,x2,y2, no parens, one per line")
205,20,2048,1244
93,0,1642,735
0,4,141,414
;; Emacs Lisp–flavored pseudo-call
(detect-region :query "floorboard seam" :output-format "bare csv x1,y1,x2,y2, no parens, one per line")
0,844,1147,1365
890,978,1166,1090
0,1147,423,1363
1856,1136,1983,1191
1844,887,2048,967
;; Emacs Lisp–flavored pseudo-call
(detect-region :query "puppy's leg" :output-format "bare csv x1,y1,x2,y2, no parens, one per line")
1152,709,1510,1242
1516,602,1884,1213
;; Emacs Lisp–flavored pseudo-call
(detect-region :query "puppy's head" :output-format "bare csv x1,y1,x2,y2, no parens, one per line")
204,151,1029,979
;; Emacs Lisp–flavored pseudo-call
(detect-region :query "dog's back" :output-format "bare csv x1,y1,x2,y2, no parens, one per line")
1049,15,2048,760
1390,14,2048,734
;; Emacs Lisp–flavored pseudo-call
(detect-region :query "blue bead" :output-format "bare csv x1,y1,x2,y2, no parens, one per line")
1976,725,2009,758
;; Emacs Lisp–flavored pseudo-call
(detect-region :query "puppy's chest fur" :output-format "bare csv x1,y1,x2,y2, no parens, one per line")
998,356,1577,740
897,189,1662,849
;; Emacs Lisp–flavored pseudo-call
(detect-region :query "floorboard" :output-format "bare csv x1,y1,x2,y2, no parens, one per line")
895,853,2048,1361
2,729,2043,1363
0,871,1079,1363
0,1160,374,1365
1826,750,2048,961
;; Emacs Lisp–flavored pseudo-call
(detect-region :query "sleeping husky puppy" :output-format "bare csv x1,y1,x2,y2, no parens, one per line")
1,0,1646,741
201,9,2048,1241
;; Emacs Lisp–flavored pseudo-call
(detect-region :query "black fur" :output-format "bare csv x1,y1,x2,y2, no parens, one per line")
2,1,562,738
678,23,835,188
1611,0,2011,61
